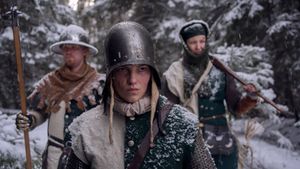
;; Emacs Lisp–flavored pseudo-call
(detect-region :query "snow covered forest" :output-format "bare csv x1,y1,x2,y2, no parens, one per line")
0,0,299,168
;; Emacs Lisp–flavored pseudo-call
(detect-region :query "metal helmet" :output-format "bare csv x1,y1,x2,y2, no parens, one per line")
104,21,160,87
50,24,98,56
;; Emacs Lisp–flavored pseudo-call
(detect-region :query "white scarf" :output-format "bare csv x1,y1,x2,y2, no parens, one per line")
113,95,151,117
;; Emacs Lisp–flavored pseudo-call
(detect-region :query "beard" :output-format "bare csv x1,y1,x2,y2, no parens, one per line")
183,46,209,66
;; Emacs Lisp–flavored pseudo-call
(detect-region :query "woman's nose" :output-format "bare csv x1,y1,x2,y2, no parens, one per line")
129,71,137,85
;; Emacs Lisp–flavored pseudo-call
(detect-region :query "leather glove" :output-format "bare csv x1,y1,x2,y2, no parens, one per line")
15,112,35,131
243,83,259,100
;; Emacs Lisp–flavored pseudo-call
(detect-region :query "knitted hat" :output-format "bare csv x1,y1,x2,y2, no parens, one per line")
179,20,210,42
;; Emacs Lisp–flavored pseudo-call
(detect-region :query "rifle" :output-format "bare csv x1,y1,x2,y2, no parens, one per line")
5,6,32,169
210,56,286,114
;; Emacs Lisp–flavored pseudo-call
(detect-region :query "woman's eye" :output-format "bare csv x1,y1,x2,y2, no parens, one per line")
116,67,128,74
188,41,195,45
120,68,128,72
139,66,149,72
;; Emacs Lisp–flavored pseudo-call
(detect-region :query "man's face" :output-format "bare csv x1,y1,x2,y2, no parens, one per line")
186,35,206,56
112,64,151,103
62,44,88,70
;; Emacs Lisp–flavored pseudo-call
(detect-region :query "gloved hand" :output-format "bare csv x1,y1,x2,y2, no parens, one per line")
15,112,35,131
243,83,259,100
237,83,261,115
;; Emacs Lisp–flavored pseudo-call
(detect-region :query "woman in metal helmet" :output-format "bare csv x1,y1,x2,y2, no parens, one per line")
15,24,105,169
162,20,259,169
65,21,216,169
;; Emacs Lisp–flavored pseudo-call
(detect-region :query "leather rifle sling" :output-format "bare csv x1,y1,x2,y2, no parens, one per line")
127,102,173,169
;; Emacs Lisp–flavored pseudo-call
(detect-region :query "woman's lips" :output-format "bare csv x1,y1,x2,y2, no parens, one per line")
127,88,139,93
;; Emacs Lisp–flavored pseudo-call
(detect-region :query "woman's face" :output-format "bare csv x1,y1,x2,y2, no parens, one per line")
112,64,151,103
186,35,207,56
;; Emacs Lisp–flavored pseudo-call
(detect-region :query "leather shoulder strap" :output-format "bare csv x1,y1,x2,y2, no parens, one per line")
127,102,174,169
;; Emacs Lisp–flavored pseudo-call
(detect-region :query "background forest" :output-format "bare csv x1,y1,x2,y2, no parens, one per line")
0,0,299,168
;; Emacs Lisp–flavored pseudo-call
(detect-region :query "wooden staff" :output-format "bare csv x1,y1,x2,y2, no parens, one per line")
210,56,285,114
9,6,32,169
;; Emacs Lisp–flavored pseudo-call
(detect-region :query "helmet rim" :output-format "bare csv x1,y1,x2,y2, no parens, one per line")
50,40,98,56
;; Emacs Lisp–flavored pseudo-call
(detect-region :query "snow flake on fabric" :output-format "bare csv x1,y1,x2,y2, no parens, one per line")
197,67,225,100
132,96,199,168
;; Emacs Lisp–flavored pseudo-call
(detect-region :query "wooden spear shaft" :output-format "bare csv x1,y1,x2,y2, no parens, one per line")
210,56,285,114
11,7,32,169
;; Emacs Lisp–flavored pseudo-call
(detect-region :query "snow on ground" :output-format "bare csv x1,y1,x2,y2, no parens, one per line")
233,118,300,169
0,109,47,165
238,135,300,169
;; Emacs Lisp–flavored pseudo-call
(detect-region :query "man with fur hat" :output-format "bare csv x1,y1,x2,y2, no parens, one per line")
162,20,260,169
15,24,105,169
65,21,216,169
